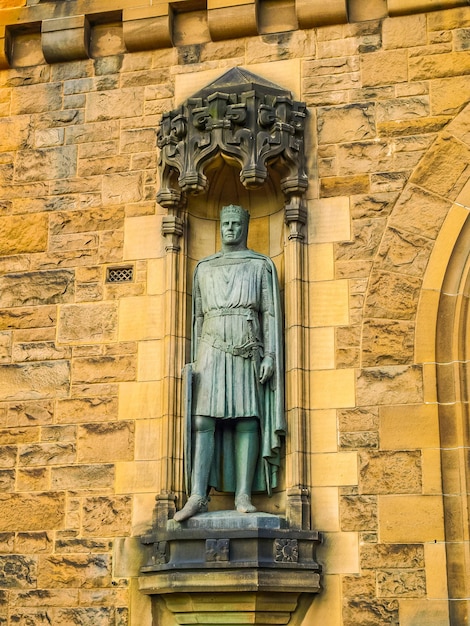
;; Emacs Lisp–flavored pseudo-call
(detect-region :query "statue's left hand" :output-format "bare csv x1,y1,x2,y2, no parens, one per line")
259,355,274,384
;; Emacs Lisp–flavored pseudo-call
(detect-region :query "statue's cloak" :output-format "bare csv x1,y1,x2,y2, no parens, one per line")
185,249,285,496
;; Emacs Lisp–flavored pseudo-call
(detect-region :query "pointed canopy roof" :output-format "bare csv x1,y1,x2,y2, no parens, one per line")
191,67,292,99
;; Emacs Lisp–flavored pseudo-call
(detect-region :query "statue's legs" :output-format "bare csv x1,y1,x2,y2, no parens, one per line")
234,417,259,513
174,415,214,522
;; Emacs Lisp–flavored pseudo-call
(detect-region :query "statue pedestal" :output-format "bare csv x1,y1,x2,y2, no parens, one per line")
139,511,321,625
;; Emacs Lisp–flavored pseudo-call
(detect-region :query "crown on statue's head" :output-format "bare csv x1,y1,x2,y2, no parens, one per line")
220,205,250,226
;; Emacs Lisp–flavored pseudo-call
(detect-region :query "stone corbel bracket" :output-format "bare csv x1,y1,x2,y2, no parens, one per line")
41,15,90,64
156,67,308,218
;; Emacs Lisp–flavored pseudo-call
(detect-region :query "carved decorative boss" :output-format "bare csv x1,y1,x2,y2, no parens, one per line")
157,67,308,230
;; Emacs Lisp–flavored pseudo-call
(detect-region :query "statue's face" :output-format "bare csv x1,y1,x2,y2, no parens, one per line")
221,216,246,246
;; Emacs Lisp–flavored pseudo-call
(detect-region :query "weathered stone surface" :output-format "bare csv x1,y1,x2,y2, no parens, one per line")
50,464,114,490
0,271,74,307
5,402,54,427
382,14,427,49
0,493,64,531
15,532,52,554
55,538,111,553
102,172,143,205
0,470,15,492
343,598,399,626
317,103,376,144
356,365,423,406
361,543,424,569
37,554,111,588
72,355,136,384
0,555,37,589
0,117,31,152
19,443,76,466
377,569,426,598
0,214,48,256
389,184,451,239
58,304,118,344
365,271,421,320
336,218,386,261
12,342,72,363
16,468,49,492
362,319,415,366
350,193,399,219
82,496,132,536
411,135,470,198
0,446,19,468
376,226,433,278
339,431,379,449
77,422,134,463
86,88,144,122
0,427,38,444
431,76,470,115
321,175,370,197
342,572,376,597
0,361,70,401
10,588,79,607
338,407,379,432
340,495,377,531
56,397,118,424
15,146,77,182
0,306,57,332
361,49,408,87
359,451,422,494
49,207,125,235
410,51,470,81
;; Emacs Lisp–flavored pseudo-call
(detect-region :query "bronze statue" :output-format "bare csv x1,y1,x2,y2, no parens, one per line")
174,205,285,522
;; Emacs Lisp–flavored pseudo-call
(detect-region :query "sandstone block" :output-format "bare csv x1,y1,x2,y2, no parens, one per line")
0,493,64,532
379,495,445,543
0,361,70,401
10,588,78,607
431,76,470,115
49,206,124,235
58,303,118,344
55,537,111,554
377,227,433,277
410,51,470,81
0,471,15,492
37,554,111,588
16,468,50,492
390,185,451,239
11,83,62,115
361,49,408,87
0,270,74,308
5,401,54,427
317,103,375,144
336,217,385,260
56,396,118,424
362,319,414,366
82,495,132,536
65,121,120,145
19,443,76,467
359,451,421,495
0,117,31,152
338,406,378,432
50,464,114,490
339,431,378,449
77,422,134,463
365,271,421,320
379,403,440,450
411,135,470,198
12,342,72,363
377,569,426,598
361,543,424,569
340,495,377,531
72,355,136,385
320,175,370,197
0,555,37,589
356,365,423,406
382,14,426,49
86,88,144,122
343,599,399,626
0,427,38,445
0,214,48,256
370,171,408,193
15,146,77,183
15,532,52,554
102,172,143,206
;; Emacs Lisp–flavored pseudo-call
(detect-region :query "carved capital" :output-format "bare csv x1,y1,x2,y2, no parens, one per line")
285,196,308,241
162,215,184,252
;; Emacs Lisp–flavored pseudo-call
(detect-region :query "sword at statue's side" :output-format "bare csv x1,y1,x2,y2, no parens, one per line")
182,363,193,498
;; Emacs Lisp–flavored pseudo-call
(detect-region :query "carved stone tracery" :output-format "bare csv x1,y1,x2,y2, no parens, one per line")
157,67,308,239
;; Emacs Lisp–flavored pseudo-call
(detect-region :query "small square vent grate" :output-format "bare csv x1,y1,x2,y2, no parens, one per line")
106,266,134,283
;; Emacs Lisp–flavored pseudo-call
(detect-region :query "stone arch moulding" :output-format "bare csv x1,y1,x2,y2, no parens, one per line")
371,101,470,626
155,66,312,532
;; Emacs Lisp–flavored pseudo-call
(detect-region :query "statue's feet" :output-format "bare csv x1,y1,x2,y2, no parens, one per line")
173,495,208,522
235,493,257,513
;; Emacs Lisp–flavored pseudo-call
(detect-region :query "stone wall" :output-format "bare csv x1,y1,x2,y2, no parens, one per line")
0,1,470,625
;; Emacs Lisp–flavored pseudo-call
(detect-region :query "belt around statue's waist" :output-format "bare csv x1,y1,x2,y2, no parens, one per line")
204,307,256,319
200,334,262,358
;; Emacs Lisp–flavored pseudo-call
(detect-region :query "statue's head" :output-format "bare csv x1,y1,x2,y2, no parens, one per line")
220,205,250,248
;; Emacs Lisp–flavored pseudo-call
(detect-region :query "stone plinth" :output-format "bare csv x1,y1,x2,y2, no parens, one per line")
139,511,321,624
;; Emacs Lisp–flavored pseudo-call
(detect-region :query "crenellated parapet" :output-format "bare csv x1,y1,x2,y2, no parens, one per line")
0,0,469,68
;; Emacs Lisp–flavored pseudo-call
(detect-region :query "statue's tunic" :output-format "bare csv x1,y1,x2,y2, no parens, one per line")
190,249,285,494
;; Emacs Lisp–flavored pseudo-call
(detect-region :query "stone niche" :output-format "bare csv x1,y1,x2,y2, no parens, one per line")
138,68,321,625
